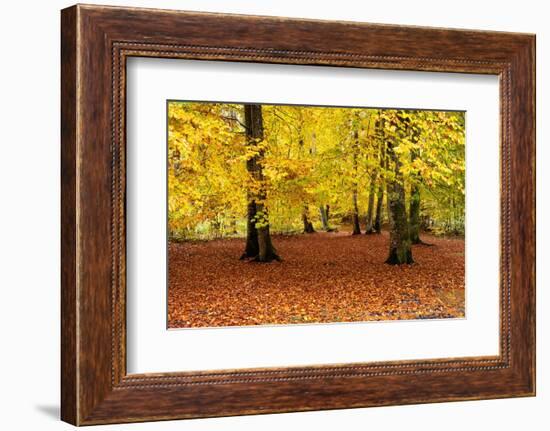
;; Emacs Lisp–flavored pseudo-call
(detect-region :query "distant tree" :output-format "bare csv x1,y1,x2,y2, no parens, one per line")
365,117,383,234
373,137,386,234
319,204,333,231
351,129,362,235
409,152,422,244
167,102,465,246
302,205,316,233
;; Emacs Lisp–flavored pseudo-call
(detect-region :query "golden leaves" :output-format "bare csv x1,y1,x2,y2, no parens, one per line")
167,101,466,240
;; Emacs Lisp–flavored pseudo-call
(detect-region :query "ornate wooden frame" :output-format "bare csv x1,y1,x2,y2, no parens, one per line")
61,4,535,425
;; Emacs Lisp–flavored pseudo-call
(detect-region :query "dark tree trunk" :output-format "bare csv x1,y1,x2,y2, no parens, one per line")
352,191,361,235
257,222,278,262
351,130,361,235
241,200,259,258
302,206,315,233
385,114,413,265
240,104,280,262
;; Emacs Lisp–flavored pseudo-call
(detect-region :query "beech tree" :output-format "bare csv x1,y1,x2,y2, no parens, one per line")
351,128,362,235
385,111,414,265
319,204,332,231
241,104,280,262
373,138,386,234
365,117,383,234
167,102,465,264
409,151,422,244
302,206,315,233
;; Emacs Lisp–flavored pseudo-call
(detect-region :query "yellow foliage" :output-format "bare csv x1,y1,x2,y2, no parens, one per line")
168,102,465,239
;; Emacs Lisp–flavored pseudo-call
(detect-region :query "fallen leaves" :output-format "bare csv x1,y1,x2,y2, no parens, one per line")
167,231,465,328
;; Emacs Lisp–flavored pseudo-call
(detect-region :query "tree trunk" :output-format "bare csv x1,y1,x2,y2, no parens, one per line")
257,220,277,262
373,117,386,234
409,184,421,244
240,104,280,262
352,190,361,235
320,204,334,232
241,200,259,258
409,131,422,244
364,172,377,233
385,115,413,265
319,204,334,232
374,185,384,233
302,206,315,233
229,217,238,235
319,206,328,230
351,130,361,235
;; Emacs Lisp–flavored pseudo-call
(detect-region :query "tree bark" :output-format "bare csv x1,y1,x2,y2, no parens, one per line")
373,118,386,234
302,206,315,233
385,114,413,265
319,204,333,232
409,143,422,244
409,183,421,244
352,191,361,235
364,172,377,233
241,200,259,258
229,217,239,236
240,104,280,262
351,130,361,235
374,184,384,233
319,206,328,230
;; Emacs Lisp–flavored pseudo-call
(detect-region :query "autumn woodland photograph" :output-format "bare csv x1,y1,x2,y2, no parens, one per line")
167,101,466,329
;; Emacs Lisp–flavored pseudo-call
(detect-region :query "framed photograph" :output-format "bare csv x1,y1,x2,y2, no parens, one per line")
61,4,535,425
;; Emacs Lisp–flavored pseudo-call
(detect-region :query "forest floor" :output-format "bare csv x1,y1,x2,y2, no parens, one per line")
167,230,465,328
